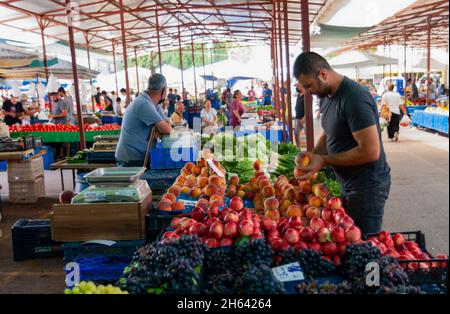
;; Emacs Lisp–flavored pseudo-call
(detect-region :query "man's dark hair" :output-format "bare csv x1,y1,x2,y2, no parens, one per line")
96,87,100,91
407,78,412,83
49,92,58,96
169,88,173,93
116,97,121,102
101,91,107,95
293,52,332,78
58,87,65,94
120,88,126,93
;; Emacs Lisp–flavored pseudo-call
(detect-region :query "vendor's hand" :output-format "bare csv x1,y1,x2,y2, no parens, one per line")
297,152,326,180
48,114,53,119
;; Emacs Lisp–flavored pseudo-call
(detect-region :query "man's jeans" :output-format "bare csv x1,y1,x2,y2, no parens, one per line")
342,180,391,235
116,160,146,167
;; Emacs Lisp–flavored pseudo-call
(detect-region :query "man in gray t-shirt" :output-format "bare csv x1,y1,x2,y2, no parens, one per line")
115,74,172,166
49,92,69,124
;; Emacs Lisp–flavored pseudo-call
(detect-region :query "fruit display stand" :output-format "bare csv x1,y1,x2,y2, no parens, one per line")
9,130,121,143
411,108,449,134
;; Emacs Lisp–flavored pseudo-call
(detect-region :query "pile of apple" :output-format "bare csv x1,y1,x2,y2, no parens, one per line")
367,231,449,270
162,196,264,248
157,159,228,212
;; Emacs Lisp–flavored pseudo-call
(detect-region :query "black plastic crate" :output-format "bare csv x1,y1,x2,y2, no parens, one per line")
86,151,116,164
23,136,34,150
366,231,448,287
11,219,64,261
145,212,175,243
141,169,179,192
33,137,43,149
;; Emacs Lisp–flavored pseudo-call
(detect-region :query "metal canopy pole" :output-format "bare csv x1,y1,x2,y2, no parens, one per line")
426,16,431,106
65,0,86,150
201,43,207,97
403,27,407,106
210,47,215,90
277,0,287,143
119,0,131,107
283,0,293,143
301,0,314,151
177,23,185,94
271,3,280,122
112,40,119,96
134,47,140,94
155,5,162,72
150,51,155,74
37,18,52,113
84,32,95,112
191,35,198,104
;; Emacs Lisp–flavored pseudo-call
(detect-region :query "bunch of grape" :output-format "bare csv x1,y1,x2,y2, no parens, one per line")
277,247,299,265
298,249,336,278
204,247,236,276
65,281,128,294
163,258,202,293
234,264,286,294
234,239,273,270
297,280,353,294
378,256,410,288
203,271,237,294
374,285,423,294
340,243,381,279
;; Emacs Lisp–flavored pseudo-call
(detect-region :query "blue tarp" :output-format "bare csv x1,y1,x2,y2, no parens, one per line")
227,76,255,88
412,110,449,134
200,75,219,81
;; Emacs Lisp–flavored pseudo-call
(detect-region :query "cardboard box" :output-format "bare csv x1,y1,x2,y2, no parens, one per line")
50,191,152,242
9,175,46,204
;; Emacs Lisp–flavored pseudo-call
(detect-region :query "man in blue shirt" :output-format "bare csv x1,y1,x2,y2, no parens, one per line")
262,83,273,105
115,73,172,167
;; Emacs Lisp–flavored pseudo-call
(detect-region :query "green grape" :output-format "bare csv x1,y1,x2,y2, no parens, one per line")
72,287,80,294
64,288,72,294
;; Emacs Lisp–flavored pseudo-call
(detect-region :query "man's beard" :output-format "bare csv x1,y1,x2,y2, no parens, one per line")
315,79,332,98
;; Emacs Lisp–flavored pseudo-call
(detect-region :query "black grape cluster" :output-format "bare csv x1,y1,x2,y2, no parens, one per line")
374,285,423,294
234,264,286,294
119,235,206,294
340,242,381,279
297,280,353,294
378,256,410,288
277,247,299,265
203,271,237,294
204,247,236,276
298,249,336,278
234,239,273,270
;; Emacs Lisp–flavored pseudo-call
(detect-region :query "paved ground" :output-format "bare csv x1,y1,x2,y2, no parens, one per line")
0,125,448,293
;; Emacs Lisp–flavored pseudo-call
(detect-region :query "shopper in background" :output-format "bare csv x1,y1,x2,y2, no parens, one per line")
230,90,246,129
247,86,256,101
49,92,69,124
110,91,118,114
174,89,181,102
437,84,446,97
58,87,75,124
427,78,437,101
406,78,419,101
2,95,25,126
226,88,233,112
293,51,391,235
221,88,228,107
21,94,41,124
115,73,172,167
94,87,101,106
294,82,306,150
381,83,405,142
115,97,123,116
262,83,273,106
167,88,177,117
170,101,187,127
201,99,218,135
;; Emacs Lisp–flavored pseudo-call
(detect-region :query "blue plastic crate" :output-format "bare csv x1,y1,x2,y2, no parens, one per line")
63,240,145,263
150,144,199,170
11,219,63,261
0,160,6,172
101,116,118,124
141,169,179,191
66,256,130,285
34,145,54,170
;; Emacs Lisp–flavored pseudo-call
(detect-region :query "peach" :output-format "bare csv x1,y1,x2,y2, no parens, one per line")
236,190,245,198
295,154,310,168
157,199,172,211
313,183,329,198
245,191,255,200
181,186,190,195
265,209,280,220
237,184,245,191
299,181,312,193
192,166,202,176
296,191,307,203
181,168,190,177
254,160,262,171
229,175,239,186
229,196,244,212
197,158,206,167
162,193,177,203
294,168,306,179
196,199,210,211
205,184,218,197
184,180,195,189
201,167,209,177
280,199,292,214
208,175,221,187
219,181,227,190
190,187,202,199
262,186,276,198
210,200,224,208
286,205,302,218
168,185,182,197
171,202,185,211
197,176,209,188
309,172,318,182
186,174,197,183
210,194,224,204
217,187,226,196
185,162,195,173
176,175,186,185
284,187,297,202
309,196,323,208
264,197,279,211
227,188,237,198
305,206,321,220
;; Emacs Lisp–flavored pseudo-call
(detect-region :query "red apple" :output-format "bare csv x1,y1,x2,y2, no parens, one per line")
405,241,419,251
331,226,346,243
300,227,315,243
191,207,206,222
170,217,182,229
280,241,291,252
337,241,348,255
229,196,244,212
220,207,232,220
267,228,280,240
378,230,391,242
436,254,449,268
321,208,334,222
322,242,338,257
261,217,277,231
239,219,254,236
284,228,300,245
310,217,326,232
205,238,219,248
333,208,347,224
189,222,207,236
209,221,224,239
345,226,361,242
270,238,284,252
340,216,354,230
224,212,239,223
208,206,220,218
288,216,303,228
392,233,405,246
384,237,395,249
328,197,342,210
220,237,233,247
223,221,238,238
294,241,309,252
316,227,332,243
309,242,322,253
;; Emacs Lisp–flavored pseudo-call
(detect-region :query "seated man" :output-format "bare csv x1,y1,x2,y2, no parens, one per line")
170,101,187,127
2,96,25,126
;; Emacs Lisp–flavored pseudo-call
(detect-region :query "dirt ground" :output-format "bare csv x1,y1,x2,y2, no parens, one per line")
0,126,448,294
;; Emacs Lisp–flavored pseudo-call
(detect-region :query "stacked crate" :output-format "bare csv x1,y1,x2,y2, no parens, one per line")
8,157,46,204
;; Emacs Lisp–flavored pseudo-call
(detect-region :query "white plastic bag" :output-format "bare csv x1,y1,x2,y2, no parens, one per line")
379,117,388,131
0,122,10,137
400,114,412,127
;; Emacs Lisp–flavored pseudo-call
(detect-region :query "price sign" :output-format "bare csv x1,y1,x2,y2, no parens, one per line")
272,262,305,282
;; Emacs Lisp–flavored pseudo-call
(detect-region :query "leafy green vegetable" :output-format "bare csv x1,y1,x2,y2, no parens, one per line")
315,168,342,197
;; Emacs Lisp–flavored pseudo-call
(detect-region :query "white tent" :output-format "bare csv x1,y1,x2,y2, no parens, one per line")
412,57,447,72
96,67,151,92
329,51,398,69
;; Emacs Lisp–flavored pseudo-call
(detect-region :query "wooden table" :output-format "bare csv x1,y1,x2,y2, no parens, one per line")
50,160,116,191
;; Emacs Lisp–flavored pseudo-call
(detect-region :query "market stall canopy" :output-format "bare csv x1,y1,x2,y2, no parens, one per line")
227,76,256,88
328,51,398,69
0,0,332,54
340,0,449,51
310,24,370,49
413,57,447,72
0,45,57,68
96,66,151,91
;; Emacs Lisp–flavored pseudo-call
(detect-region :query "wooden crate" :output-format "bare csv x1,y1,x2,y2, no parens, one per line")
8,157,44,182
9,176,46,204
50,191,152,242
